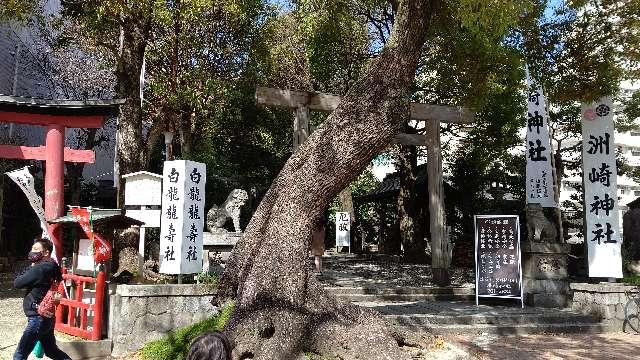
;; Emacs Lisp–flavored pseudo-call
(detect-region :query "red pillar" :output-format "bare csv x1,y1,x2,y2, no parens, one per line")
44,124,65,262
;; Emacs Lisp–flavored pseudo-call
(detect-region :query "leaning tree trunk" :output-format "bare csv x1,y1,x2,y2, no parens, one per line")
216,1,436,359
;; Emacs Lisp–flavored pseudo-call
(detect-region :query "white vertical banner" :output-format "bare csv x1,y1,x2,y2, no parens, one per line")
159,160,206,274
335,212,350,247
6,167,56,260
525,72,556,207
582,98,622,278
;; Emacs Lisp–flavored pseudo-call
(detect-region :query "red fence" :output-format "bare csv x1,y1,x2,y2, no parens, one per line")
55,268,106,341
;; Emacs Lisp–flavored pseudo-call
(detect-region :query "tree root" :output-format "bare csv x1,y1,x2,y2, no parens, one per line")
223,279,410,360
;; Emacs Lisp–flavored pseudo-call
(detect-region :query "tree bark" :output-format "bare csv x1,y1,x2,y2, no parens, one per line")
396,142,427,263
217,1,436,358
115,10,152,206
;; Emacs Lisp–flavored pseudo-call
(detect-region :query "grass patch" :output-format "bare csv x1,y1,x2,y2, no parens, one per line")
141,301,234,360
622,274,640,285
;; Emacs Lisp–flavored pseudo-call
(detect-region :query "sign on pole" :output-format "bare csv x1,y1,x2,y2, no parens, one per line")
474,215,523,308
525,72,556,207
581,98,622,278
159,160,206,275
335,212,350,248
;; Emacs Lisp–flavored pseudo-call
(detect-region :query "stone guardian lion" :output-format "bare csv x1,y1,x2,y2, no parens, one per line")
207,189,249,233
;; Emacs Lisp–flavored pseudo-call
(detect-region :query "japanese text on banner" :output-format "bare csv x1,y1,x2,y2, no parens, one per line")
525,72,556,207
581,98,622,278
159,160,206,275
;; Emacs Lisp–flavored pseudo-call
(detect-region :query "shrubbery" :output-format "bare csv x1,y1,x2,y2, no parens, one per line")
141,302,234,360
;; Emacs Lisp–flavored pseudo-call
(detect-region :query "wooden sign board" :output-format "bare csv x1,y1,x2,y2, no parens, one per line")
123,171,163,206
474,215,523,307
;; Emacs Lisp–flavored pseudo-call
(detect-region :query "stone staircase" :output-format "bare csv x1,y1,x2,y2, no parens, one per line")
325,286,609,335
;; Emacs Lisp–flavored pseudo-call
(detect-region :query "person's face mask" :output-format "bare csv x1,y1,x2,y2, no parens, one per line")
28,251,44,263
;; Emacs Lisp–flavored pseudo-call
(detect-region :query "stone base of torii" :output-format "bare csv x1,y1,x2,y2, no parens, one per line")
255,87,474,284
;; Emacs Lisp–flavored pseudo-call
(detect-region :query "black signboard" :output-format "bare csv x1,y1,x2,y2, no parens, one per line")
474,215,523,307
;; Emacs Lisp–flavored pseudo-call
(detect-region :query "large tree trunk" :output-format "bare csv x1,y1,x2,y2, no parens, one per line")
217,1,435,359
396,142,427,263
115,11,152,206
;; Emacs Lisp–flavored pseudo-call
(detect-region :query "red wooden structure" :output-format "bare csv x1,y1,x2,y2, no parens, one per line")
0,96,123,261
55,268,106,341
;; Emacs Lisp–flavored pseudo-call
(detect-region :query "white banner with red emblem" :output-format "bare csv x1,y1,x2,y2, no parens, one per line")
581,97,622,278
525,72,556,207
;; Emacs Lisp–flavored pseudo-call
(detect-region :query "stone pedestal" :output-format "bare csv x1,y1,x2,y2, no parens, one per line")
522,242,571,308
202,231,241,274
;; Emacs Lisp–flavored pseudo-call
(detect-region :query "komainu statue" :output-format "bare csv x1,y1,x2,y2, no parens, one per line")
526,203,558,243
207,189,249,233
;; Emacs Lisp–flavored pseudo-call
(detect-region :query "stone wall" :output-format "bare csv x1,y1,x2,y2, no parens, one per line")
109,284,219,357
570,282,638,331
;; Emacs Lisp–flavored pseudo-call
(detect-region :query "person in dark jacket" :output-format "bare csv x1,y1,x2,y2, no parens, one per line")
13,237,70,360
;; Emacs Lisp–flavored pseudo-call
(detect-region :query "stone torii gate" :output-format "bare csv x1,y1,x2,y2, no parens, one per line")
0,96,123,262
256,87,474,285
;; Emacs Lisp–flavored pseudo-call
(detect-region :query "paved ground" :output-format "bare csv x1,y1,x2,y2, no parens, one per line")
453,332,640,359
2,255,640,359
0,273,29,360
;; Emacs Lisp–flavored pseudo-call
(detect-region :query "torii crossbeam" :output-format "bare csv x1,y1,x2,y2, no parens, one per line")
0,96,124,261
255,87,475,285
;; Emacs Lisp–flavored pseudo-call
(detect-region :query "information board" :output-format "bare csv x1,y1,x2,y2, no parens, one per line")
474,215,523,307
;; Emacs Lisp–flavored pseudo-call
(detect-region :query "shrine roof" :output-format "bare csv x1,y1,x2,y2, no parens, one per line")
49,208,144,228
0,95,125,117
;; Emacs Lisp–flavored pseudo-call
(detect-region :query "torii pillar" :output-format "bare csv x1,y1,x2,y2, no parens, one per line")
0,96,123,262
255,87,474,285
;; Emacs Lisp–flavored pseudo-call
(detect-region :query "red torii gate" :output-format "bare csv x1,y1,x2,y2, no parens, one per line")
0,96,123,261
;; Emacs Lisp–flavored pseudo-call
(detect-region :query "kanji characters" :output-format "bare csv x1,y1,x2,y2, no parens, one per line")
528,139,548,161
590,193,615,216
190,168,202,184
527,110,544,134
168,168,180,183
587,133,611,155
591,222,615,245
588,163,612,187
166,186,179,201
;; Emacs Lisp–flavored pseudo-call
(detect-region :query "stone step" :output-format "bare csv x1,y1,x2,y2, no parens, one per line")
326,286,474,295
326,286,475,302
57,339,112,360
334,293,476,302
387,320,610,335
383,313,598,326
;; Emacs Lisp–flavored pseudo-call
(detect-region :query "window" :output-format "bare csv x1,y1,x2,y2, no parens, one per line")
632,149,640,156
635,190,640,197
631,131,640,136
